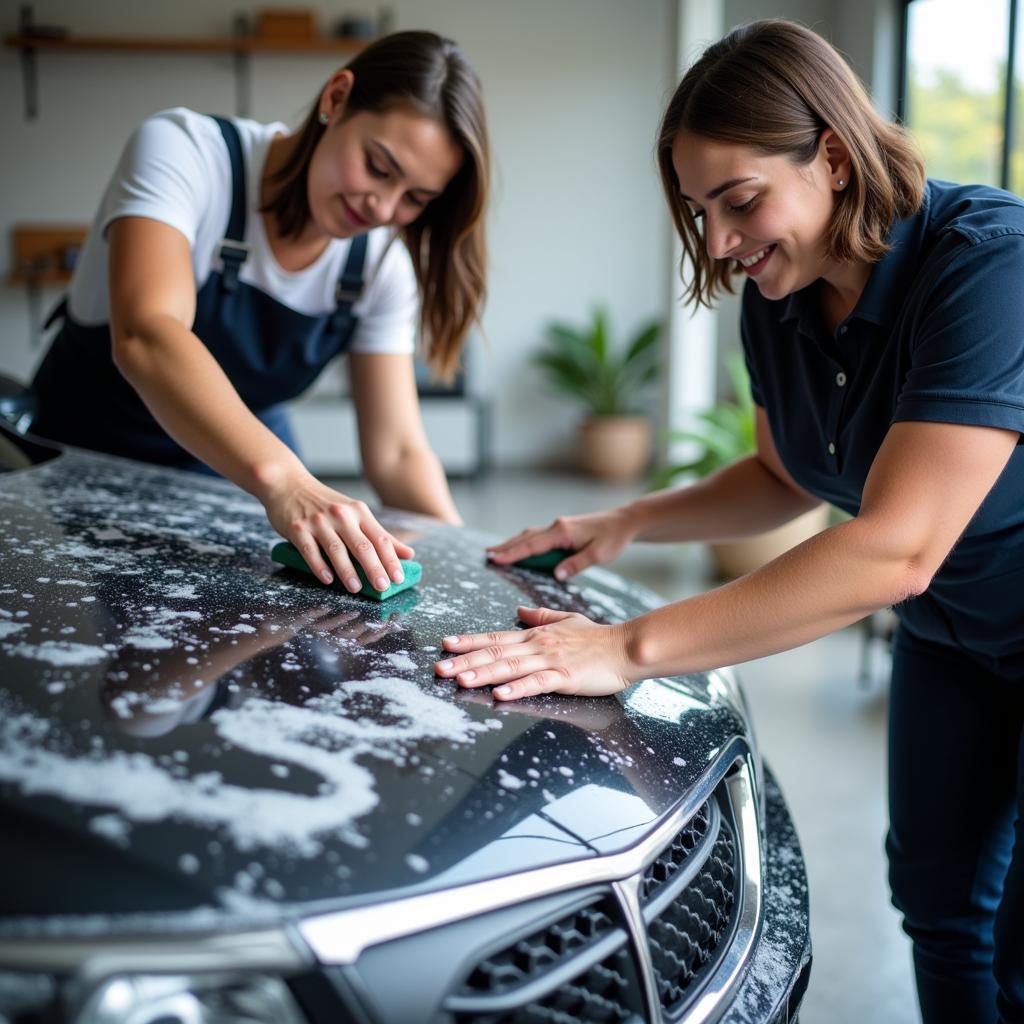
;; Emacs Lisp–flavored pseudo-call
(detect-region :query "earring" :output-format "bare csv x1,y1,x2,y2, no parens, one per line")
837,178,846,187
318,111,329,126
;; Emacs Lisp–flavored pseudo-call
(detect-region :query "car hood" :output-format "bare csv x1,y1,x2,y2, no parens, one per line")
0,449,749,937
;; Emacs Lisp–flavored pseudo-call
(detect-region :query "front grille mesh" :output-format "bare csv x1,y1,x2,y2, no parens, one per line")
459,897,618,996
639,800,713,904
458,945,643,1023
449,790,741,1024
648,819,738,1014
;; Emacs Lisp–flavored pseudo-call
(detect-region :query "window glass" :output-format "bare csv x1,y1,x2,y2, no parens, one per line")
904,0,1008,185
1012,4,1024,192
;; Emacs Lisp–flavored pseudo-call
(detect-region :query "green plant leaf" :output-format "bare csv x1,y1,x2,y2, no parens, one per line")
533,307,664,416
726,354,755,415
590,307,608,364
623,321,661,365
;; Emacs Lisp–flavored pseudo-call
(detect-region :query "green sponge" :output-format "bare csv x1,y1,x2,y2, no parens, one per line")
512,548,574,572
270,541,422,601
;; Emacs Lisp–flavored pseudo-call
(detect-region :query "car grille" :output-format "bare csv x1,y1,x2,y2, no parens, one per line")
648,820,737,1015
460,897,620,996
447,787,741,1024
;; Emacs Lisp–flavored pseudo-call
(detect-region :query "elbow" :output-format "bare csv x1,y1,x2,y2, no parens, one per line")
891,559,934,604
110,328,148,382
362,441,435,485
845,516,938,607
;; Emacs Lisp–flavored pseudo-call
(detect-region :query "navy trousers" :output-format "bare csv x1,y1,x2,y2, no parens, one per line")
887,625,1024,1023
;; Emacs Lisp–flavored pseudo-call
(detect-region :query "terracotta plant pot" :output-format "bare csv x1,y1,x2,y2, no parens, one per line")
578,415,652,480
710,504,831,579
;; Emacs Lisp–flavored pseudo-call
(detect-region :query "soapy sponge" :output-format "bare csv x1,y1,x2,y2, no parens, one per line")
512,548,574,572
270,541,422,601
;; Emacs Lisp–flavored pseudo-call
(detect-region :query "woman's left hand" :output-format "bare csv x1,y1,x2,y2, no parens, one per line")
434,607,635,701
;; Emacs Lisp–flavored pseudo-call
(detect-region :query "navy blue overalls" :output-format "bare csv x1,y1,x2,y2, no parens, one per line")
31,116,367,473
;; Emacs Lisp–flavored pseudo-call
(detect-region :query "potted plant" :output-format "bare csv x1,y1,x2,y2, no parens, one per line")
533,307,661,480
654,355,830,578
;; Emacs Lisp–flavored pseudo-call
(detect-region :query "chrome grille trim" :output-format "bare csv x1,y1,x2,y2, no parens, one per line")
298,737,760,984
614,873,663,1022
641,799,721,921
672,762,763,1024
0,928,310,975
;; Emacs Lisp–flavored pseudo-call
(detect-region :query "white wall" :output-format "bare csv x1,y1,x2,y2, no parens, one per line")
0,0,674,468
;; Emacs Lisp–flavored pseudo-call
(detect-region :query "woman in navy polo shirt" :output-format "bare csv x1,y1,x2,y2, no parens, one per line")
31,32,488,595
435,20,1024,1023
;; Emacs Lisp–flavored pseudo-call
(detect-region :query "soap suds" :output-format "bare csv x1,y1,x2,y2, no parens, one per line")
7,641,108,666
0,679,501,858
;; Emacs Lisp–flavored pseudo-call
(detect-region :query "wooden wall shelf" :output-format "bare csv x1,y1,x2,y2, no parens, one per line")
4,24,373,119
9,224,87,287
3,33,369,55
7,224,88,349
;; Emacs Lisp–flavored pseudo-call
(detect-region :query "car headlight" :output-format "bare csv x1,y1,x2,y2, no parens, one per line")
74,973,308,1024
0,969,56,1023
0,970,308,1024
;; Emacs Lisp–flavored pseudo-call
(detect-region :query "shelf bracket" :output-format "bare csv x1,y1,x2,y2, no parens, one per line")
16,3,40,120
233,47,251,118
18,42,38,120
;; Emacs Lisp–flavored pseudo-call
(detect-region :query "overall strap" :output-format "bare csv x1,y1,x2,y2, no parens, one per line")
42,296,68,331
331,232,368,332
211,115,248,293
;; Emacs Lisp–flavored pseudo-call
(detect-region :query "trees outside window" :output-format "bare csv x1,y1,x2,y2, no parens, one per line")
900,0,1022,192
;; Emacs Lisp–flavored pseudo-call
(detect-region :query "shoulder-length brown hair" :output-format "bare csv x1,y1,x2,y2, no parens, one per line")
657,19,925,309
263,31,489,380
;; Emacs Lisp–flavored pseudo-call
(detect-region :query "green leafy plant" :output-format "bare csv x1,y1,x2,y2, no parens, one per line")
533,308,661,417
652,354,755,488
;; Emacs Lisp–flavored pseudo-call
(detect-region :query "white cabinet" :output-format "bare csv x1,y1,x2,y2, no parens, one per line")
290,394,489,477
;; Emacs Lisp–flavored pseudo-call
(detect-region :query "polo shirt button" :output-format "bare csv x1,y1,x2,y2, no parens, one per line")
828,442,836,456
836,371,847,387
838,325,848,335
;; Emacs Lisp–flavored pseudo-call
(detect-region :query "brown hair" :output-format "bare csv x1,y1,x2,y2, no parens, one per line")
656,19,925,309
263,31,489,379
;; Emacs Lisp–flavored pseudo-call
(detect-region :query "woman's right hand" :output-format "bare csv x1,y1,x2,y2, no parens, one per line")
259,468,415,593
486,507,637,580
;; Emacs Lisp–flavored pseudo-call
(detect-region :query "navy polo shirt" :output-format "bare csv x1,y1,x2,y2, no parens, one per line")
741,179,1024,670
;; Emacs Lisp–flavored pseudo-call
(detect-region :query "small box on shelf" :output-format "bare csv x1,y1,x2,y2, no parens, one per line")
256,8,318,41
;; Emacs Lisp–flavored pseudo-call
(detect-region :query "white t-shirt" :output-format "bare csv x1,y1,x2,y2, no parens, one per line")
68,107,418,356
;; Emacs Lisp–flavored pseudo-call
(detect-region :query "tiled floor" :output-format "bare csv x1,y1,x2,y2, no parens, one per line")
330,468,920,1023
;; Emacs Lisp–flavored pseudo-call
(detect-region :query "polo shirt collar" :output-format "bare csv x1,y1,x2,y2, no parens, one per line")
779,185,933,333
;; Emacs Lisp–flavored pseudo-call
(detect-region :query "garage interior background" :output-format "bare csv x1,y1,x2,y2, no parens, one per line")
0,2,927,1022
0,0,895,473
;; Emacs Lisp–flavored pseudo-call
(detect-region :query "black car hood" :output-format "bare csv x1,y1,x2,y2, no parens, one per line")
0,449,749,936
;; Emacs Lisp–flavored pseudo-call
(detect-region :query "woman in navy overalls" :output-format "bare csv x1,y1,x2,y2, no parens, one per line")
31,31,488,595
434,21,1024,1023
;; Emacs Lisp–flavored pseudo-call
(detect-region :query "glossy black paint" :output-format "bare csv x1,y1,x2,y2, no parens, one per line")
0,434,809,1024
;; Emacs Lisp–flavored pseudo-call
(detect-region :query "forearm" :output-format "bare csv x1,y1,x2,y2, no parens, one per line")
365,444,462,524
621,515,923,679
624,455,820,544
114,317,307,498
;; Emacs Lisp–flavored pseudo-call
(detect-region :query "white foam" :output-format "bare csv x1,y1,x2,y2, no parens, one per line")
579,587,629,621
0,678,500,858
7,641,109,666
497,769,526,790
89,813,131,846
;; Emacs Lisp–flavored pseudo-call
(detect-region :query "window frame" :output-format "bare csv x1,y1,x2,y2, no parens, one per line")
896,0,1020,190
